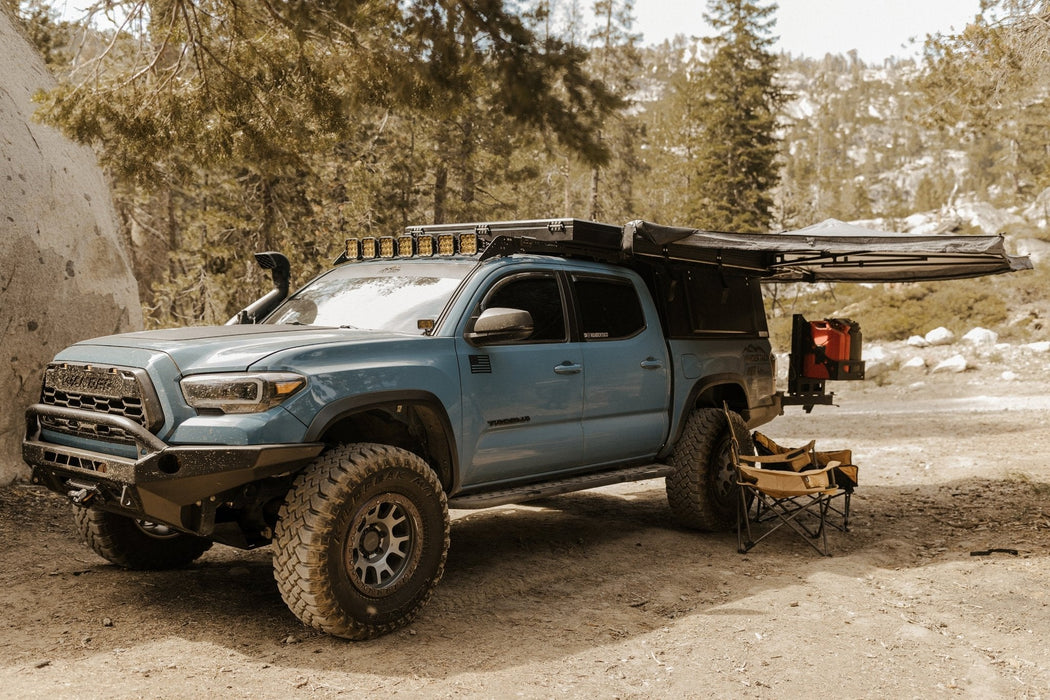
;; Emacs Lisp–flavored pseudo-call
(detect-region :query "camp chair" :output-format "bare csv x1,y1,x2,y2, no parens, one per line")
723,407,846,554
721,404,844,556
735,457,840,556
753,432,858,531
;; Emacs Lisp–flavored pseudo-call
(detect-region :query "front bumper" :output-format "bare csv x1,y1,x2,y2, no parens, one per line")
23,403,324,536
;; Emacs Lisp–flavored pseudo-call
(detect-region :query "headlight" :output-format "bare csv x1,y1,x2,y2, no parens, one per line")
180,372,306,414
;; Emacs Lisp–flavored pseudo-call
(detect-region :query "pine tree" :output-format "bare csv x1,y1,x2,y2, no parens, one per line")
635,36,699,224
683,0,784,232
918,1,1050,202
585,0,642,221
32,0,622,326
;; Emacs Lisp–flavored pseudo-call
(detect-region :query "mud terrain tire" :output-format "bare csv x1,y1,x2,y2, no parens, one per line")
273,443,450,640
666,407,754,531
73,507,212,570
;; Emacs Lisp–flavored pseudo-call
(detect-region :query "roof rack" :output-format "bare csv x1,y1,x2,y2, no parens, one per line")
334,217,1031,283
401,218,772,272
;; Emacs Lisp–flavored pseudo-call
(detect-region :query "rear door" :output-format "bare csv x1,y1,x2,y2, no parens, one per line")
572,273,671,464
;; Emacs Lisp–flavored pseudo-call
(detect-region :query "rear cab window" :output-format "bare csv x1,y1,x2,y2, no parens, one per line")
571,275,646,341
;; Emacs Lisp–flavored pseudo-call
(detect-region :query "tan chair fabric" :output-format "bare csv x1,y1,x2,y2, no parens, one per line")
737,460,839,498
735,428,859,556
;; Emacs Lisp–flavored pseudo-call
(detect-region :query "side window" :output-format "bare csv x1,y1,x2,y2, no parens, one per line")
682,269,763,335
573,275,646,341
478,273,567,343
653,265,765,337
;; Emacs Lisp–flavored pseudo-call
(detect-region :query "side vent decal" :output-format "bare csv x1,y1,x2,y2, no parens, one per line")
469,355,492,374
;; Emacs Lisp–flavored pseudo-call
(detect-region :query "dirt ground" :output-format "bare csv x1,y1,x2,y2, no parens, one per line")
3,363,1050,699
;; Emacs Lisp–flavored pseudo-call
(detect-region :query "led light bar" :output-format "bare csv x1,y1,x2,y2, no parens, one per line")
338,229,488,264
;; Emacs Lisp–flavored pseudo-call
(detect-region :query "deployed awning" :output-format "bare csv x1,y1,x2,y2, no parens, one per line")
625,218,1033,282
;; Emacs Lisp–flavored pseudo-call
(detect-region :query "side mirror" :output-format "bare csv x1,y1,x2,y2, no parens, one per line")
466,307,534,345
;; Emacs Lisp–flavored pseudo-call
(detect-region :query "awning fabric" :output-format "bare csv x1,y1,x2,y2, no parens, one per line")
624,218,1033,282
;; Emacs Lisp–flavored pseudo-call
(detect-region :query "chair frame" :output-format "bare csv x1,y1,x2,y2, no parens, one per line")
735,460,838,556
722,404,847,556
751,432,857,533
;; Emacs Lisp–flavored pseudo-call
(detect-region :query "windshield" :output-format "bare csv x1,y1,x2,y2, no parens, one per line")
264,259,476,333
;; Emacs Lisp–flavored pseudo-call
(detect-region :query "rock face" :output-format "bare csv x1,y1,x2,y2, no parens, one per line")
0,10,141,484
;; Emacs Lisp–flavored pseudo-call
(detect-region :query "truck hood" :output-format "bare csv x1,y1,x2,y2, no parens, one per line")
76,325,408,374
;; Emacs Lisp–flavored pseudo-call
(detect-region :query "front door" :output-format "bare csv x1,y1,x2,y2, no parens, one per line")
456,271,584,487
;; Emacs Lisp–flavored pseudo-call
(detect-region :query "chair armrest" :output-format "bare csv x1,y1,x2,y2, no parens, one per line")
817,449,852,467
753,433,815,458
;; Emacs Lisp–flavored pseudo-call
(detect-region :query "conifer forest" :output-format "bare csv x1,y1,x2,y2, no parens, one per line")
10,0,1050,329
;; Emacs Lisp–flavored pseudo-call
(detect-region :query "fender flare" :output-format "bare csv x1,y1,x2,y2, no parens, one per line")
661,374,750,457
303,390,459,491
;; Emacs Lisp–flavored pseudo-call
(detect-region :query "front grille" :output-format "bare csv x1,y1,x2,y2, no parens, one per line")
38,414,140,444
39,363,162,442
43,387,146,424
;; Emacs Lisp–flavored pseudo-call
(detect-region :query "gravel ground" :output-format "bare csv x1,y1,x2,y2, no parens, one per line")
2,363,1050,698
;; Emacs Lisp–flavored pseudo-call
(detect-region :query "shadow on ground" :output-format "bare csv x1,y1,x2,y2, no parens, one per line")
2,472,1047,680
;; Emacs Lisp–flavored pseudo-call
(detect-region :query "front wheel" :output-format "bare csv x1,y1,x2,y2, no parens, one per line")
273,443,450,640
665,407,754,531
73,507,212,570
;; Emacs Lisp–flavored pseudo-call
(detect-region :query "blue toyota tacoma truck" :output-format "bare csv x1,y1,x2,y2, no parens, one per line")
24,218,783,639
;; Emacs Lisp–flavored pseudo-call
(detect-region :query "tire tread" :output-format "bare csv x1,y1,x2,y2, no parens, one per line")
273,443,450,640
666,408,753,531
73,507,212,570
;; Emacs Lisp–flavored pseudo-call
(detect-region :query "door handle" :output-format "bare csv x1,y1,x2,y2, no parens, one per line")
554,362,583,375
640,357,664,370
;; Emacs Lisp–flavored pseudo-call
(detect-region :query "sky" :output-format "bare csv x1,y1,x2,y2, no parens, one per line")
633,0,983,62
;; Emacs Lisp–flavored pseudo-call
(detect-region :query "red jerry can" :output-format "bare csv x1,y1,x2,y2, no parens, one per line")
801,318,864,380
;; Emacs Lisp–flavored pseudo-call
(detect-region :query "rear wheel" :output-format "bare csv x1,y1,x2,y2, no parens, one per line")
273,443,449,640
73,507,212,570
666,407,753,531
